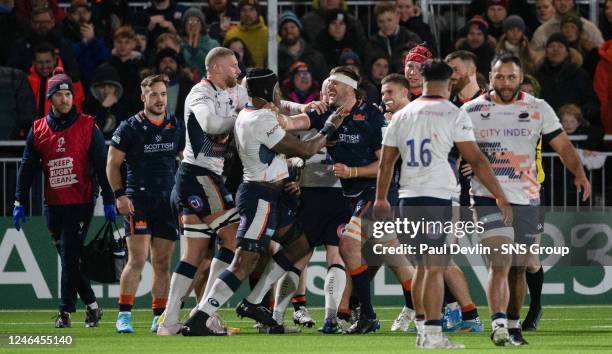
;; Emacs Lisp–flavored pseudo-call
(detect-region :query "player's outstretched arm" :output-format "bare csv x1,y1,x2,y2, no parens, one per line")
548,131,591,201
272,108,346,158
277,113,312,131
456,141,513,225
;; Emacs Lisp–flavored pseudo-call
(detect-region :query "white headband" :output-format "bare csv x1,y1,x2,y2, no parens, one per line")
328,74,358,90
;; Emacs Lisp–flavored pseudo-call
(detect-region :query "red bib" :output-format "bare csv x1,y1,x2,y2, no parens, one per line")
33,114,95,205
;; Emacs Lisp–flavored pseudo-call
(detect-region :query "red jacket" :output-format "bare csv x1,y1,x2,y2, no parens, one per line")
594,40,612,134
27,59,85,117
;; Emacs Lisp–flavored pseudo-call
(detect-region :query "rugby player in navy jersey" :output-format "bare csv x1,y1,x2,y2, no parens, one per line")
181,68,346,336
278,67,414,334
106,74,185,333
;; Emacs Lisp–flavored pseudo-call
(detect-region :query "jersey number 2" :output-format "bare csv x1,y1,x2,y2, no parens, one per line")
406,139,432,167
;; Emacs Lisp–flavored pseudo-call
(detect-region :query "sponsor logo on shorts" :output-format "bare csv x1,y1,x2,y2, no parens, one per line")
188,195,204,212
265,228,275,237
135,220,148,231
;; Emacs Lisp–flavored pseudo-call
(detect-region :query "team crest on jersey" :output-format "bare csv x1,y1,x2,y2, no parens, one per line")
532,112,541,120
188,195,204,212
467,104,490,113
353,113,366,121
155,134,162,142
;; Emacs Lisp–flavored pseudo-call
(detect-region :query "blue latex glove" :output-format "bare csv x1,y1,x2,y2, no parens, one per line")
104,204,117,221
13,205,26,231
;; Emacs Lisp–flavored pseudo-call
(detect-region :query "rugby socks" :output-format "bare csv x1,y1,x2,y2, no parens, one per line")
87,301,99,310
245,251,294,304
507,314,521,329
291,295,306,311
415,314,425,333
152,298,167,317
118,294,134,312
164,261,197,325
273,269,301,323
461,303,479,321
324,264,347,320
401,279,414,310
526,266,544,310
491,312,508,329
424,319,443,335
350,265,375,320
198,270,241,315
203,248,235,300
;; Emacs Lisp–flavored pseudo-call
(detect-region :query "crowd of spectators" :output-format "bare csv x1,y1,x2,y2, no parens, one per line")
0,0,610,145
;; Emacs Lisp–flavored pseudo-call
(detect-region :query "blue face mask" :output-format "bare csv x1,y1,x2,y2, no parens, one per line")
0,4,14,14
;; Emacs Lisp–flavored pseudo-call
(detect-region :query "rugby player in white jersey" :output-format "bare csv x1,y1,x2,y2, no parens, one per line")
379,73,420,333
157,47,248,335
270,78,350,332
181,68,347,336
375,59,511,349
462,53,590,346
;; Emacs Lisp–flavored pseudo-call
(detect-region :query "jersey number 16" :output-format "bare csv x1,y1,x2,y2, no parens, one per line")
406,138,432,167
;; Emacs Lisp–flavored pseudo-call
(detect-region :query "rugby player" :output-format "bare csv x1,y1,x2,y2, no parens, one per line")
279,67,415,335
271,78,348,332
107,74,185,333
404,45,433,99
181,68,346,336
156,47,246,335
375,59,511,348
462,53,590,346
379,74,419,333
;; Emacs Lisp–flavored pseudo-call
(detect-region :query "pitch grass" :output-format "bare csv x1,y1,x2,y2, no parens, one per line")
1,306,611,353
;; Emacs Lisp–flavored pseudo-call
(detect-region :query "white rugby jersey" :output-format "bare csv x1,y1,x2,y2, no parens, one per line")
182,80,249,175
462,92,562,205
296,129,341,188
234,107,289,183
383,96,475,200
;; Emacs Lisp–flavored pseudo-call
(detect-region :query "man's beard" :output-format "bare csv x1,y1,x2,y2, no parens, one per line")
451,75,469,94
494,85,520,103
282,35,300,46
161,68,177,81
225,76,237,88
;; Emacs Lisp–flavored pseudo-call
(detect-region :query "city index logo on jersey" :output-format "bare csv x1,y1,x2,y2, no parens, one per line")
353,113,366,121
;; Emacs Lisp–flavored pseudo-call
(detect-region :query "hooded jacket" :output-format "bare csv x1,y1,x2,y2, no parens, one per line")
300,0,365,44
278,39,328,83
594,40,612,134
225,16,269,67
82,64,131,139
313,27,365,69
366,26,421,72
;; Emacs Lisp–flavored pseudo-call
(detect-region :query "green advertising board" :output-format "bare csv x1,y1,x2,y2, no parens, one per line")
1,213,611,309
